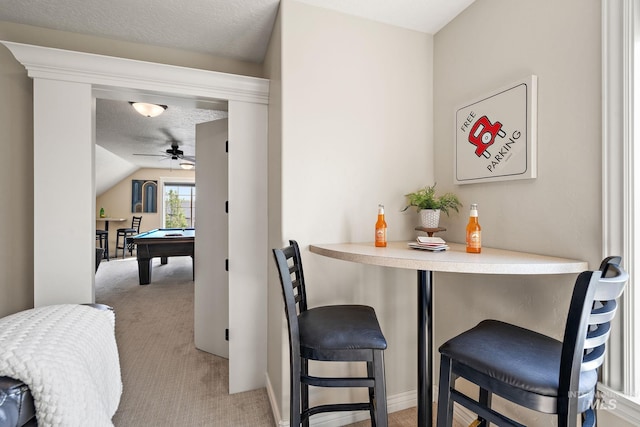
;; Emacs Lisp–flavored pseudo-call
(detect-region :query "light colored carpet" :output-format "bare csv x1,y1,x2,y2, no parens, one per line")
95,256,274,426
95,256,457,426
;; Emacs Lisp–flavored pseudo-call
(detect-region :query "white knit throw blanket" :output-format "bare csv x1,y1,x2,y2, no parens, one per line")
0,304,122,426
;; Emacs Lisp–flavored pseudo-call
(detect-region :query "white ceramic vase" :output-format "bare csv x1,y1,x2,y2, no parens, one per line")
419,209,440,228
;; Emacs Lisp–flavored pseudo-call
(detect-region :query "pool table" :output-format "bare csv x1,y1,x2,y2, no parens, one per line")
128,228,195,285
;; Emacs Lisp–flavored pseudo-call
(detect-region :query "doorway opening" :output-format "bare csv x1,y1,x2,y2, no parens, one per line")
3,41,269,394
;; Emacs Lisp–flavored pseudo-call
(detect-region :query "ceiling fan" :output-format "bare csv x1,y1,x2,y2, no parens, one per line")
133,141,196,163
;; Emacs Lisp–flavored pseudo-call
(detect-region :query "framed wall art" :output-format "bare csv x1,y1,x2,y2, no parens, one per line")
454,75,537,184
131,179,158,213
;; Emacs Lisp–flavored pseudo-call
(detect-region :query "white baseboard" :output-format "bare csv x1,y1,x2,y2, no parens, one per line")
266,377,640,426
265,378,473,427
452,402,478,425
281,390,417,427
265,373,288,427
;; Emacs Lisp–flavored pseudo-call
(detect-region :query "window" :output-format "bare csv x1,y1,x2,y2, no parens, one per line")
164,183,196,228
629,1,640,399
602,0,640,419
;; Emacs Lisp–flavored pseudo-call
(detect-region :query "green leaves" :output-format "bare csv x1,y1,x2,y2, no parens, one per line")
402,184,462,216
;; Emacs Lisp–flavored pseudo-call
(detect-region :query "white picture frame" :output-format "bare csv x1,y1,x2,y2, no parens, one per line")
454,75,538,184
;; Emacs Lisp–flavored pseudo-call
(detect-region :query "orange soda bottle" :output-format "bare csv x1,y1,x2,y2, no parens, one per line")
466,203,481,253
375,204,387,247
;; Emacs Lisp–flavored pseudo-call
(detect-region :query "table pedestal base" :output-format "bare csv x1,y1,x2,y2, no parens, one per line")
418,270,433,426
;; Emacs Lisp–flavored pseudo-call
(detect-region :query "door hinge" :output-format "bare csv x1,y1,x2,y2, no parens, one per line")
225,140,229,153
225,329,229,341
225,200,228,213
225,259,229,271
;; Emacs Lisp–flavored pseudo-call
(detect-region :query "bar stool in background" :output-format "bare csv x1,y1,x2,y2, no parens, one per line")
96,229,109,260
115,216,142,258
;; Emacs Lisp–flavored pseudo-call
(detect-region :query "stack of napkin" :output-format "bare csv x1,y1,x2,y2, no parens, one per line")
408,236,449,252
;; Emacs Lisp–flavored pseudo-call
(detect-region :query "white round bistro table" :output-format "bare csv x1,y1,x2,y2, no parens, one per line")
309,241,588,427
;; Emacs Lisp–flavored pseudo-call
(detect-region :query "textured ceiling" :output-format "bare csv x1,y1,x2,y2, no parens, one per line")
93,99,228,196
0,0,281,63
96,99,227,170
0,0,475,62
0,0,474,190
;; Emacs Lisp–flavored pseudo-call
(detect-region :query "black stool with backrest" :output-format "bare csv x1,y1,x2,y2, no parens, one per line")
436,256,628,427
115,216,142,258
96,229,108,260
273,240,388,427
95,247,104,272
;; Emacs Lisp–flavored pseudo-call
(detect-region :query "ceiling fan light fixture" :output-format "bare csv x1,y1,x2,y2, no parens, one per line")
129,102,167,118
180,162,195,170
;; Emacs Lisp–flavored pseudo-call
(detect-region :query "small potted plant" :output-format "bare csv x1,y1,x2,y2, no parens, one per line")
402,184,462,228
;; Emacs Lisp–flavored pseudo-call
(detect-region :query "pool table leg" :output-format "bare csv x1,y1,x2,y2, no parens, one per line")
137,258,152,285
160,257,168,265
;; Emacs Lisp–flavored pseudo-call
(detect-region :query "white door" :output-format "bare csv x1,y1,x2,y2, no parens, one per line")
194,103,268,394
194,119,229,358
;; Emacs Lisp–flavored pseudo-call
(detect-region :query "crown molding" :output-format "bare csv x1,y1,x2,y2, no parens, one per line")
0,41,269,104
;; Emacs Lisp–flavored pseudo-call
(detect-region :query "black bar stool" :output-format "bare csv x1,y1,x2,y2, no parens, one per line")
437,257,628,427
115,216,142,258
273,240,388,427
96,230,109,260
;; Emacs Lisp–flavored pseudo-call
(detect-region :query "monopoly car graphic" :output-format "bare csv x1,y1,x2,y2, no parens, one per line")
454,76,537,184
469,115,506,158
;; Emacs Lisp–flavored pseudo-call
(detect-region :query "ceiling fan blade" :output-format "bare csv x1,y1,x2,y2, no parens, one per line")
160,128,174,139
133,153,167,157
160,128,181,145
182,155,196,162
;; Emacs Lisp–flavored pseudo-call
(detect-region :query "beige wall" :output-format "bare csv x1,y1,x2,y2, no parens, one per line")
264,4,285,418
269,0,615,424
433,0,603,424
0,1,624,425
0,37,33,317
0,22,260,317
268,0,434,421
96,168,195,258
